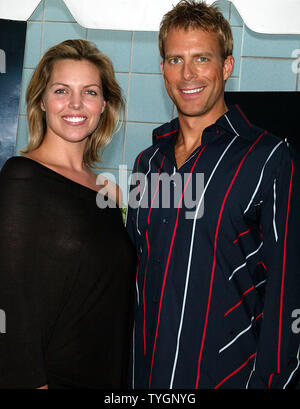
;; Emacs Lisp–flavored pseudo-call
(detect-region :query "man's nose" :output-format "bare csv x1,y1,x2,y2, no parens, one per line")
182,61,197,81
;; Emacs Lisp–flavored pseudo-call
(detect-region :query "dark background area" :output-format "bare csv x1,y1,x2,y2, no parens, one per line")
0,19,27,169
225,92,300,154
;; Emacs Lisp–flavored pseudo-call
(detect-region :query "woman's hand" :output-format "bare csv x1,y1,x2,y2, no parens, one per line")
36,384,48,389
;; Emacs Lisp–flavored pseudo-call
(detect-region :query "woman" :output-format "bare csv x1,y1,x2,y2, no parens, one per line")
0,39,136,389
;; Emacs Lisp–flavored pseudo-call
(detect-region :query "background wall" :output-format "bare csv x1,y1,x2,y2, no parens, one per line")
16,0,300,202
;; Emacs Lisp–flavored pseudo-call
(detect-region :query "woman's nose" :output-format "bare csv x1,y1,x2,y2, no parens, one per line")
68,92,83,109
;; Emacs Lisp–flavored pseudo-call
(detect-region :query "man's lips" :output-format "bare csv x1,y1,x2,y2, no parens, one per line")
180,87,205,95
62,115,87,125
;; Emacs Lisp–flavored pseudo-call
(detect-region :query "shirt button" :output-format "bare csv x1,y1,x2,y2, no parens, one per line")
140,246,143,254
162,218,168,224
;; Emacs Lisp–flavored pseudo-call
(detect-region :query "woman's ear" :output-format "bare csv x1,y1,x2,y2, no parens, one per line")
40,99,46,112
101,100,106,114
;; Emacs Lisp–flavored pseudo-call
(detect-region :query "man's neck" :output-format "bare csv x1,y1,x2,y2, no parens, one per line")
177,103,228,146
174,103,228,169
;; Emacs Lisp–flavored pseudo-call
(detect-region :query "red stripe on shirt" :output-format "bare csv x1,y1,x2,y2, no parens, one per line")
144,156,166,353
235,104,252,127
215,353,257,389
143,231,150,355
268,372,275,389
156,129,179,139
277,159,294,373
195,131,265,389
257,260,267,270
148,145,207,389
224,285,255,317
233,228,251,244
135,256,140,281
254,312,263,325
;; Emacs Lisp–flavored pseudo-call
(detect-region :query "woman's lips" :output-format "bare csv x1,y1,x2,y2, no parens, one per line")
62,115,87,125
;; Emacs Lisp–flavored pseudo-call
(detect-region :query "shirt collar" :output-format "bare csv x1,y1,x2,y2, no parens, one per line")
152,104,262,151
212,104,259,142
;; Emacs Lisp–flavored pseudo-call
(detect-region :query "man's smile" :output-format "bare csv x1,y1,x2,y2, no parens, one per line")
181,87,205,94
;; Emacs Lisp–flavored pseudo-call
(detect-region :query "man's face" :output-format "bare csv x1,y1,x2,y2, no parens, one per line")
161,28,234,121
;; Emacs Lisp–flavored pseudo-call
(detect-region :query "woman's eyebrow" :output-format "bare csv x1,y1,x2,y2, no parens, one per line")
83,84,101,88
49,82,101,88
49,82,69,88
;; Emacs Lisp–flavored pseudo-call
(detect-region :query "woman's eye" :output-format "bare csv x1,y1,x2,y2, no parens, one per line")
86,90,97,96
54,89,67,94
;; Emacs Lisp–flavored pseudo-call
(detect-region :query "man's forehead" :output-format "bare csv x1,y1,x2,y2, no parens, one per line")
164,27,221,54
166,26,219,40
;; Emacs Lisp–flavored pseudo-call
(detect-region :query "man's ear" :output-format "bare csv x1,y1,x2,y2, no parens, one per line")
223,55,234,81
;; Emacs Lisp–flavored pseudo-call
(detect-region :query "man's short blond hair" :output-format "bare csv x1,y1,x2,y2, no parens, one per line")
159,0,233,60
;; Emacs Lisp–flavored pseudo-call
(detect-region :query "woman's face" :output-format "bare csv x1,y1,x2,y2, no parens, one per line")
41,58,106,145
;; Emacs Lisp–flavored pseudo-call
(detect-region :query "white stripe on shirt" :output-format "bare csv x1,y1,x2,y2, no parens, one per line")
169,133,239,388
244,141,283,215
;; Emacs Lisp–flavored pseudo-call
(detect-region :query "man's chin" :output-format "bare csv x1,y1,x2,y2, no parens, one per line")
176,107,209,118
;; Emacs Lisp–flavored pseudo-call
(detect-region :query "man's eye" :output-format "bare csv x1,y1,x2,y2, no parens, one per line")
197,57,208,63
169,57,181,65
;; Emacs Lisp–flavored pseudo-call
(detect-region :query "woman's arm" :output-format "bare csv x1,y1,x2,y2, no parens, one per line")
0,158,48,388
37,385,48,389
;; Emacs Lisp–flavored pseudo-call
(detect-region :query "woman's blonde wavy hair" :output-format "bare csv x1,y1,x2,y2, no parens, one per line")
22,39,124,168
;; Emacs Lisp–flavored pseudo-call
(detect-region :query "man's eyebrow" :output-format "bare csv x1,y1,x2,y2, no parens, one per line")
165,51,215,59
195,52,214,57
165,53,182,59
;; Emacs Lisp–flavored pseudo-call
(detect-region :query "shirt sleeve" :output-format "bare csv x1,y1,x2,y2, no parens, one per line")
0,159,47,388
125,154,143,252
248,143,300,389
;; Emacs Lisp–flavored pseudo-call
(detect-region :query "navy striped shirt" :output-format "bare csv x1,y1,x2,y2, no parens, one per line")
126,105,300,389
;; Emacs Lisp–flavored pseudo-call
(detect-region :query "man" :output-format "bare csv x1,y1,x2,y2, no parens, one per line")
126,0,300,389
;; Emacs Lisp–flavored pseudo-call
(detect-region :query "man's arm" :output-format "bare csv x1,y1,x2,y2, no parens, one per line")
125,153,144,249
248,144,300,389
